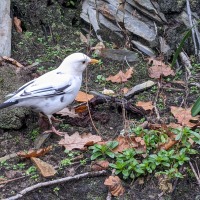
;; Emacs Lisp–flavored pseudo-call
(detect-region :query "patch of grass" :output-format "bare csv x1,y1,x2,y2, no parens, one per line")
60,158,72,167
29,128,40,140
95,74,106,85
53,186,60,196
13,163,26,170
30,174,39,181
59,123,70,131
59,150,82,168
0,160,10,169
26,166,37,175
80,158,88,165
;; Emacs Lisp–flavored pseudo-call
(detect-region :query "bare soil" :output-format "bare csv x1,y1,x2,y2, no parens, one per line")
0,1,200,199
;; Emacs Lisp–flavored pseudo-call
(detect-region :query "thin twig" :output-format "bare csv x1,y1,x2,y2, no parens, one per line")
0,176,27,185
4,170,107,200
85,68,101,136
193,18,200,61
0,153,18,162
189,161,200,186
189,82,200,88
153,80,161,120
195,160,200,177
106,191,112,200
179,51,191,106
162,87,184,92
186,0,198,55
172,165,184,193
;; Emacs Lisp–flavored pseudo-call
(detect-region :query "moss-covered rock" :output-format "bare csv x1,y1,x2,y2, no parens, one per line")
0,62,32,129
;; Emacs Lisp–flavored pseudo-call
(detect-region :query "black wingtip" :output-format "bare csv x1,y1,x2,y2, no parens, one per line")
0,101,18,109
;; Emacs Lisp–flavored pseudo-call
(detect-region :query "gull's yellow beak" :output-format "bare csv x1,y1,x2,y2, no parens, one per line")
89,59,99,65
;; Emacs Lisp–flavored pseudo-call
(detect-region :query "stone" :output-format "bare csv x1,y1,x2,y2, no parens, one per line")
132,40,156,57
0,62,32,129
100,49,139,62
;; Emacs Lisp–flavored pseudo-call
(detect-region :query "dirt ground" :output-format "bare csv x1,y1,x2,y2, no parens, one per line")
0,1,200,199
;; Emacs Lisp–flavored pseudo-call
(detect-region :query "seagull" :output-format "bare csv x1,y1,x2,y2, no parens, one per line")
0,53,99,136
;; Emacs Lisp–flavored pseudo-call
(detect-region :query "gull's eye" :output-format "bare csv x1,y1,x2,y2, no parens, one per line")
82,61,86,64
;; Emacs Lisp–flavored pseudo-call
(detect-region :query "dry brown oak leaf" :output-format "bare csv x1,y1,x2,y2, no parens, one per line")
148,58,175,78
56,107,79,118
31,157,57,177
170,106,199,127
113,135,146,153
136,101,154,111
75,91,94,102
106,67,134,83
59,132,102,150
91,160,110,171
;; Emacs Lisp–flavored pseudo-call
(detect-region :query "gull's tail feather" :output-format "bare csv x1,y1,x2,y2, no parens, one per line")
0,101,18,109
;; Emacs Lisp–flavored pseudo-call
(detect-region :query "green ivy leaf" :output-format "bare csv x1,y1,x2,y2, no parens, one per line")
107,141,118,149
109,163,117,168
162,162,170,167
122,169,129,178
91,152,103,160
106,151,115,158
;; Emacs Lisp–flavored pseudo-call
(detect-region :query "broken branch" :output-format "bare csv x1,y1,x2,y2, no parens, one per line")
4,170,107,200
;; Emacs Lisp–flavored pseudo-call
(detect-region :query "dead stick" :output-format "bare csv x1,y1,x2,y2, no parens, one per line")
89,91,146,116
189,161,200,186
106,191,112,200
0,176,27,185
4,170,107,200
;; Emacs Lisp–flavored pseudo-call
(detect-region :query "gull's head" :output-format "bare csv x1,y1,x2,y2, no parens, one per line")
59,53,99,75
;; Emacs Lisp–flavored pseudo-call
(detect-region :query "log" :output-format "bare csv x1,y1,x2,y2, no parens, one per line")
0,0,12,56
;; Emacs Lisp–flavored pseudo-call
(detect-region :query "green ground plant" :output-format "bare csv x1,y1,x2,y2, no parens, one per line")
90,127,200,180
89,141,118,160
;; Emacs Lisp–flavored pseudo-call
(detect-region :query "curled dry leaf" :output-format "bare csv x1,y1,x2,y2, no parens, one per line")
91,42,105,56
13,17,22,33
106,67,134,83
166,123,183,129
0,177,7,186
75,91,94,102
17,146,52,158
104,175,125,196
91,160,109,171
2,56,24,68
159,139,178,150
59,132,102,150
56,107,79,118
113,135,146,153
74,104,88,113
170,106,199,127
121,87,129,94
148,57,175,79
31,157,57,177
102,88,115,95
79,32,88,44
136,101,154,111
